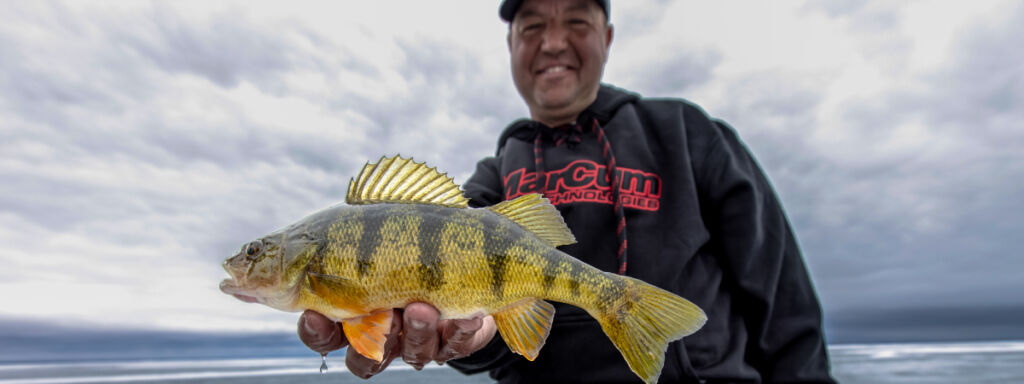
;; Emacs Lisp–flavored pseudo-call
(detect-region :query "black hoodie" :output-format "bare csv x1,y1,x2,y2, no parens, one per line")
448,84,836,383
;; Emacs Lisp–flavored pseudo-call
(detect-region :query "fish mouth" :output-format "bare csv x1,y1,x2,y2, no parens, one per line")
220,278,261,303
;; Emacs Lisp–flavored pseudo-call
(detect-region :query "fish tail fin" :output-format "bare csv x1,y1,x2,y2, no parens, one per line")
594,277,707,384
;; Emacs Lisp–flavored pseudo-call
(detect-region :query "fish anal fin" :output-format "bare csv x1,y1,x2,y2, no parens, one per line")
346,155,469,208
492,298,555,361
488,194,575,247
341,310,395,363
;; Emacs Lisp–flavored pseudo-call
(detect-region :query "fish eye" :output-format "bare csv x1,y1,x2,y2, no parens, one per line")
245,241,262,258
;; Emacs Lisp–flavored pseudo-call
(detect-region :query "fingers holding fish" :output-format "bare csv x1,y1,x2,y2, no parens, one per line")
436,315,496,363
298,309,404,380
401,302,441,369
399,303,497,367
298,310,346,354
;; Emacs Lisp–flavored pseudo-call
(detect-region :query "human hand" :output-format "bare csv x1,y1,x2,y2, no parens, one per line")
297,302,497,378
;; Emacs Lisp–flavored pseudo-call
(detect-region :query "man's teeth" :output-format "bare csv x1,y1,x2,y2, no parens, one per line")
543,66,567,74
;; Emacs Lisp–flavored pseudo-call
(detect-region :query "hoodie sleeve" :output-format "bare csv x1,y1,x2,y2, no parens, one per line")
447,156,526,374
462,156,505,208
694,118,835,383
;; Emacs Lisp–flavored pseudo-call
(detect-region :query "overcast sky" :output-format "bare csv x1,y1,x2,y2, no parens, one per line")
1,0,1021,343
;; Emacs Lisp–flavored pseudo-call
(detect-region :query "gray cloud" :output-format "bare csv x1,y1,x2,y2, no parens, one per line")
0,2,515,297
801,0,867,18
800,1,910,67
0,2,373,171
627,49,721,97
121,8,295,89
106,4,379,93
915,8,1024,143
0,4,374,304
801,1,899,31
611,0,672,38
827,306,1024,344
320,37,524,179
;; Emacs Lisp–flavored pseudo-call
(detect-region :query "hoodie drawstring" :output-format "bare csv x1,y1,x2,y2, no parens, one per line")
533,118,628,275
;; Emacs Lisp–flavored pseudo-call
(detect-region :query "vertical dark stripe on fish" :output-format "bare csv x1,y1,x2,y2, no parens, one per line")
594,274,625,315
310,236,328,275
313,206,346,274
482,213,513,301
356,207,386,278
416,206,445,291
545,248,585,300
567,259,583,299
568,276,582,300
540,248,560,295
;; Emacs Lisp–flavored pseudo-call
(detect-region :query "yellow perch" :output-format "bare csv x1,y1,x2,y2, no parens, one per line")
220,155,706,383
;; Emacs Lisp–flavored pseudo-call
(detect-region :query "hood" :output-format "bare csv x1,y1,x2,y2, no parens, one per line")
495,83,640,155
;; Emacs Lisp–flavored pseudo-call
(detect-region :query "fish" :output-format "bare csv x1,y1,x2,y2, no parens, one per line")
219,155,706,383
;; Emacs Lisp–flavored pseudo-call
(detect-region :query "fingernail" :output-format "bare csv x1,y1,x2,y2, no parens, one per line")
411,363,424,371
409,319,427,329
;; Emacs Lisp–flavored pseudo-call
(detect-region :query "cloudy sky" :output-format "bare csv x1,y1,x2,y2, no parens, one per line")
1,0,1021,344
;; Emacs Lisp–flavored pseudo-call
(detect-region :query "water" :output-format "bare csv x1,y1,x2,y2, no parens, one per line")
0,357,490,384
831,340,1024,384
1,341,1022,383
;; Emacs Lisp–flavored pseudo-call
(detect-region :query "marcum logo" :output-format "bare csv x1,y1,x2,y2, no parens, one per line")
504,160,661,211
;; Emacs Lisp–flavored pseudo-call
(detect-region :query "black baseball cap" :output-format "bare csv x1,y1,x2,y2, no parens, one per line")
499,0,610,22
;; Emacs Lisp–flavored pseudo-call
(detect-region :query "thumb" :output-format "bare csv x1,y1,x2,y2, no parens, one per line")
436,315,497,362
298,310,347,354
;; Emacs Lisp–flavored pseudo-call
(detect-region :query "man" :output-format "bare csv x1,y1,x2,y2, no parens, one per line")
299,0,836,382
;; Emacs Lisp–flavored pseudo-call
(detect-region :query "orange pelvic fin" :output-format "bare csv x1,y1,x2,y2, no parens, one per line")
341,310,394,362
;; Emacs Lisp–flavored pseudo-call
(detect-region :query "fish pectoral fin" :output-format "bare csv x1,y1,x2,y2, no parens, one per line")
306,272,367,312
341,309,395,363
492,298,555,361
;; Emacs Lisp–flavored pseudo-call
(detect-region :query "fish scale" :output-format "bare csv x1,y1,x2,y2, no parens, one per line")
220,155,707,384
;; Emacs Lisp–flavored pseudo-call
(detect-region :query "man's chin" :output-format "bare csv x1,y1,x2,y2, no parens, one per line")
531,94,591,123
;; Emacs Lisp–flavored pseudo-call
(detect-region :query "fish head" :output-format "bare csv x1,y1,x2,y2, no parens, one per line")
219,229,317,310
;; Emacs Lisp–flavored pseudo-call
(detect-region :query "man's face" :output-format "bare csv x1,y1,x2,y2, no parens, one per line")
508,0,612,125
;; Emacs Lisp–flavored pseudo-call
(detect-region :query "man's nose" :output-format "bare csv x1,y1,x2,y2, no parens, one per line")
540,26,569,54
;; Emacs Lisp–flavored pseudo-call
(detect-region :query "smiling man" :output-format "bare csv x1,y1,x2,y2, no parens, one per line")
507,0,612,127
298,0,836,383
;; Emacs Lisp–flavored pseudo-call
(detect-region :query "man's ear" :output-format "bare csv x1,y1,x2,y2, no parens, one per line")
507,30,513,51
605,24,614,50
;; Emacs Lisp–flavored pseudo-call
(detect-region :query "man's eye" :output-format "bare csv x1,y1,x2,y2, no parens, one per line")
522,23,542,32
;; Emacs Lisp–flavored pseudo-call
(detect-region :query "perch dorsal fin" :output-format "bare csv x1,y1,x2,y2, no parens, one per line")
488,194,576,247
346,155,469,208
